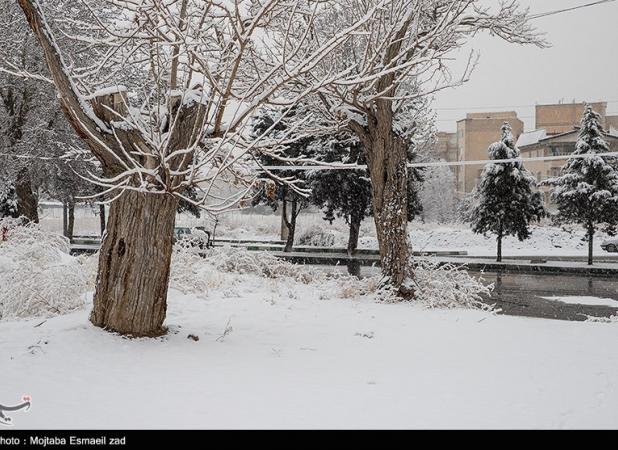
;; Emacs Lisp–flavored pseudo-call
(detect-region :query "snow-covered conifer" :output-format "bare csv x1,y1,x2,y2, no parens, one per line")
471,123,545,262
0,183,18,218
544,105,618,265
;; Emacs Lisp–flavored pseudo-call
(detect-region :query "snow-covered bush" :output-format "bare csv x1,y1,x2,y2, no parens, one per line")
297,225,337,247
169,242,219,296
412,259,494,310
170,244,492,310
336,257,493,310
586,315,618,324
208,246,322,284
0,218,93,320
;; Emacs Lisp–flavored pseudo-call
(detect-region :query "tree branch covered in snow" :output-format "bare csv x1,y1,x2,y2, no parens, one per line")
14,0,407,214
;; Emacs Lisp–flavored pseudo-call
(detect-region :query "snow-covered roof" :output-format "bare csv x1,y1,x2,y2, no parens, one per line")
516,129,547,148
518,127,618,150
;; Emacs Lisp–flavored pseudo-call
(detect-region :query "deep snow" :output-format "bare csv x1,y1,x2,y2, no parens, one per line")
2,285,618,429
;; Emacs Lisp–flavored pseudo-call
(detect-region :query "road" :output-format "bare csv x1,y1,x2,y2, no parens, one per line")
474,272,618,321
70,241,618,321
316,265,618,322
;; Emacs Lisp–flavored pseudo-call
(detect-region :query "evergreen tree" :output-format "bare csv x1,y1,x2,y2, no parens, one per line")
307,134,371,275
308,134,371,256
308,130,423,275
0,183,18,218
251,107,311,252
544,105,618,265
471,122,545,262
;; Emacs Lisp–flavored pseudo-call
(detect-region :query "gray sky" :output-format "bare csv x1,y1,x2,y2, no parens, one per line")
433,0,618,132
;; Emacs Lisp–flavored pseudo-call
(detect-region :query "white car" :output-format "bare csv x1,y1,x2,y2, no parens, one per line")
601,238,618,253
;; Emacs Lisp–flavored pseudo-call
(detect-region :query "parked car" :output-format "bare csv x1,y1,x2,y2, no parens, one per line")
173,226,211,249
601,238,618,253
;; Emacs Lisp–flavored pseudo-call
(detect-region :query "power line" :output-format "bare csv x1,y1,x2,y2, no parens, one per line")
4,150,618,171
530,0,616,19
262,151,618,171
434,100,618,112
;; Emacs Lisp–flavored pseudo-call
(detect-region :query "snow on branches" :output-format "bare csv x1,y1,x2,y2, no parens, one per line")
544,106,618,229
16,0,398,214
543,105,618,264
470,122,545,261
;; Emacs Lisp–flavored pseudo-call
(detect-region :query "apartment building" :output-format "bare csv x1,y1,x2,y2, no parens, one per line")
455,111,524,194
434,101,618,197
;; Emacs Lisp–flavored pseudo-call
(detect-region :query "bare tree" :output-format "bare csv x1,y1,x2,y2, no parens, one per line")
15,0,377,336
289,0,545,296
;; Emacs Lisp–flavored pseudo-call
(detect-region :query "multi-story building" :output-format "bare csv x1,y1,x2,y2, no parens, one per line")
433,101,618,198
535,102,613,135
455,111,524,194
518,129,618,188
434,131,458,162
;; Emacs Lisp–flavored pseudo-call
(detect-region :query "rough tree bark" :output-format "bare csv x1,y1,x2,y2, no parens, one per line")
90,191,178,336
14,167,38,223
351,116,413,297
18,0,204,336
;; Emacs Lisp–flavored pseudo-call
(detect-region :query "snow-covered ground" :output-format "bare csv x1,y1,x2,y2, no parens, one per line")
208,212,613,258
39,205,613,258
2,285,618,429
6,214,616,429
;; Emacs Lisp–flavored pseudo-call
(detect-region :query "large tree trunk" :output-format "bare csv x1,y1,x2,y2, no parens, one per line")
364,128,412,297
497,233,503,263
90,191,179,337
14,167,38,223
18,0,203,338
347,212,362,277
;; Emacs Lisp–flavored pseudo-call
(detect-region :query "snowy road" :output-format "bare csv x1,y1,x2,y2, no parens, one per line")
477,273,618,321
313,265,618,321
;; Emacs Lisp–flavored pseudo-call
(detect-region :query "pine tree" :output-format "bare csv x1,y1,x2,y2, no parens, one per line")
251,107,311,252
307,133,371,275
0,183,18,218
471,122,546,262
544,105,618,265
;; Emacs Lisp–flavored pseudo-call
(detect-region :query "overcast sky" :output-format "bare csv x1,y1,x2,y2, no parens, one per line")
432,0,618,133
